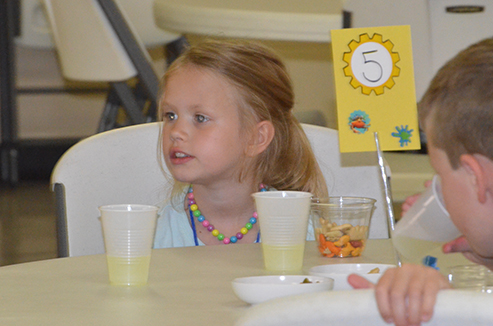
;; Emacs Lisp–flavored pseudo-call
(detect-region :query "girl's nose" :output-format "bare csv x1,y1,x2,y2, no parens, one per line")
169,122,187,142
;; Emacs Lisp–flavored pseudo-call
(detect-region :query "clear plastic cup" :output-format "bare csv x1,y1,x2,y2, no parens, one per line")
448,265,493,293
311,197,376,258
252,191,312,272
392,175,461,263
99,204,158,286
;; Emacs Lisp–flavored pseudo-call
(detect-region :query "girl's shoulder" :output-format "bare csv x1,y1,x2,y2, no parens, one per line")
154,192,196,248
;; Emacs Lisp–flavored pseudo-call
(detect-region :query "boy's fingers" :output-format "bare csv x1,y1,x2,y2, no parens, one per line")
405,273,426,325
443,236,469,253
387,271,413,326
347,274,375,289
374,268,396,324
421,276,450,322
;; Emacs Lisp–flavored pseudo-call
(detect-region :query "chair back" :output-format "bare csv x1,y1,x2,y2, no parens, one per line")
303,124,389,239
116,0,181,47
235,289,493,326
51,122,169,257
43,0,137,81
51,123,390,257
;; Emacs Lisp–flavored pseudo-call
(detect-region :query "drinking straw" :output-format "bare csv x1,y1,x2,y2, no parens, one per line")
374,132,402,267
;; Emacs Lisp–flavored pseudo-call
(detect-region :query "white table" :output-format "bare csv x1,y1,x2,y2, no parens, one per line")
153,0,344,43
0,240,397,325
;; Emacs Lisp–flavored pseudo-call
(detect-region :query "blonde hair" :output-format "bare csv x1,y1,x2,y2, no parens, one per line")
419,38,493,169
160,39,328,201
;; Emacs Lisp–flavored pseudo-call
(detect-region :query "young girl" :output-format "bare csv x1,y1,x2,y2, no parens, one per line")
153,39,328,248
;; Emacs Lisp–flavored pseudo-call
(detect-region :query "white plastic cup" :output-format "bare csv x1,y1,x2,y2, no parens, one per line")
252,191,312,272
99,204,158,286
392,175,461,263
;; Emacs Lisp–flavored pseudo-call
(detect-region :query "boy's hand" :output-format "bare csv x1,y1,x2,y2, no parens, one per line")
444,236,493,270
349,264,450,326
401,180,432,217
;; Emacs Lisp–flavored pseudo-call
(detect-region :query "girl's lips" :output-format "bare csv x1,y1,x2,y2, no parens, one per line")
169,150,194,165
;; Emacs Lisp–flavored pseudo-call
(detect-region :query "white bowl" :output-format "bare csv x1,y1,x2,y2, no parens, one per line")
309,263,396,290
231,275,334,304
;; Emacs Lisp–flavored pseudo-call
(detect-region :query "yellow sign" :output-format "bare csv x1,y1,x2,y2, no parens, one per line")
331,25,420,152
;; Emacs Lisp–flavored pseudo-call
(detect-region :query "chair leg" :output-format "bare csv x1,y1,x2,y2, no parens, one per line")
133,81,157,122
112,81,147,125
166,36,189,67
53,183,69,258
98,82,148,132
98,85,121,132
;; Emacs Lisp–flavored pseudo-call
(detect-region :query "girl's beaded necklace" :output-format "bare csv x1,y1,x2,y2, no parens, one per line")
187,184,266,245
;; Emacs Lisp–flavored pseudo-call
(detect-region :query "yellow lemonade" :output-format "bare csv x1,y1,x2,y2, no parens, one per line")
106,255,151,286
392,235,443,263
262,243,305,272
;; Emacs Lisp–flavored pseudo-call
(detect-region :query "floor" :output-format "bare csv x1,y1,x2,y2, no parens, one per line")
0,181,58,266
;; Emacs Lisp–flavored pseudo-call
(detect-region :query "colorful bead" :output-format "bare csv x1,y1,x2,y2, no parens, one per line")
188,184,265,244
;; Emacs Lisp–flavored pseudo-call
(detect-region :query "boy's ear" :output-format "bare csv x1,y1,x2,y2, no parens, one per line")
247,120,275,157
459,154,489,203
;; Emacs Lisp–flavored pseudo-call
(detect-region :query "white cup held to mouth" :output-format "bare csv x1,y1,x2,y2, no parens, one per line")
99,204,158,286
252,191,312,272
392,175,461,263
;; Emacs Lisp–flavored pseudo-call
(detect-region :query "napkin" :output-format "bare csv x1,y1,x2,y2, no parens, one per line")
234,289,493,326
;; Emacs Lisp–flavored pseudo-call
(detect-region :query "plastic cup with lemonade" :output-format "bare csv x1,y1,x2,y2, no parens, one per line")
99,204,158,286
252,191,312,272
392,175,461,263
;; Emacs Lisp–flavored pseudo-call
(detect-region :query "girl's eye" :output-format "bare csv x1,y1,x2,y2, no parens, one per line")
195,114,209,123
164,112,177,121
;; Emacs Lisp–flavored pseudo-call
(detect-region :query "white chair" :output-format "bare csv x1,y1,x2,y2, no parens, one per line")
303,124,390,239
234,289,493,326
51,122,390,257
42,0,187,132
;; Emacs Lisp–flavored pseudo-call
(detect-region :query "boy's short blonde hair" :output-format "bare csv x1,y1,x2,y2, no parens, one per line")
419,38,493,169
161,39,328,198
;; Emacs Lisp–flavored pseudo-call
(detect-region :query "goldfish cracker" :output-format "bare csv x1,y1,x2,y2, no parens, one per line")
325,241,341,255
316,222,368,258
334,235,350,247
340,242,355,257
351,247,363,257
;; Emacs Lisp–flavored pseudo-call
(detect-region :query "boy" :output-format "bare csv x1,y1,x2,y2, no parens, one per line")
350,37,493,326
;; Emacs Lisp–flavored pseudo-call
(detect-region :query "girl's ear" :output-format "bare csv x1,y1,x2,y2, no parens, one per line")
460,154,488,203
247,120,275,157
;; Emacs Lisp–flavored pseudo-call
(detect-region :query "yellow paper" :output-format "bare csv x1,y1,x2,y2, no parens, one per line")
331,25,420,153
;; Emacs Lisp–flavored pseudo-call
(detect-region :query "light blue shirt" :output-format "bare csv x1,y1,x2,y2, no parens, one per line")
153,196,204,248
